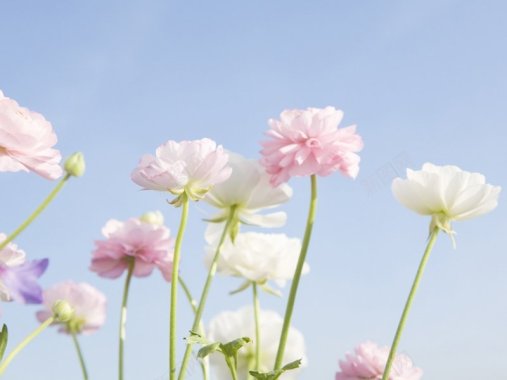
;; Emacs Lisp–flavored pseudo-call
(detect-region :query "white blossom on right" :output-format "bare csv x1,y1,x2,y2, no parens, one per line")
207,306,307,380
392,163,500,236
204,232,308,287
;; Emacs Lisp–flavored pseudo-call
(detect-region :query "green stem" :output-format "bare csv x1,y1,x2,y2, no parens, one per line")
274,175,317,370
252,283,261,373
119,258,135,380
0,316,54,374
71,332,89,380
177,207,235,380
0,174,70,250
225,357,239,380
170,197,190,380
179,277,209,380
381,227,440,380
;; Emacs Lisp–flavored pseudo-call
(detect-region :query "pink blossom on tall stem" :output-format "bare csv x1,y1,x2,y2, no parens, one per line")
336,342,422,380
0,90,62,179
90,213,174,281
260,107,363,186
131,138,231,204
36,281,106,335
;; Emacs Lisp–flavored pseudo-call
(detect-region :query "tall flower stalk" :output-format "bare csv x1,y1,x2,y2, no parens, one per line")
177,208,235,380
170,197,190,380
274,175,317,370
252,283,261,373
71,332,89,380
118,259,135,380
381,227,439,380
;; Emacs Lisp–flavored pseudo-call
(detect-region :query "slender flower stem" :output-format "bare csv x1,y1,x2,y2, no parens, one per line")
71,332,89,380
225,357,239,380
170,197,190,380
179,277,209,380
119,258,135,380
252,282,261,373
381,227,440,380
274,175,317,370
177,207,236,380
0,174,70,250
0,316,54,374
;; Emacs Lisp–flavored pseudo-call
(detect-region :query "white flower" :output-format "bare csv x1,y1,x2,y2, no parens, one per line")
36,281,107,335
392,163,501,237
207,306,306,380
205,232,309,287
203,152,292,241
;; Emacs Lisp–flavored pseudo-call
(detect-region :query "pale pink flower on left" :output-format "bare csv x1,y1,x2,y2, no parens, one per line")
0,90,62,179
90,212,174,281
36,281,106,334
131,138,231,203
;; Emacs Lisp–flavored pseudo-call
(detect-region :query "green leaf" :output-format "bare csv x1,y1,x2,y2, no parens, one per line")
0,324,8,362
220,337,251,358
229,280,252,295
197,342,221,359
186,331,208,345
249,359,302,380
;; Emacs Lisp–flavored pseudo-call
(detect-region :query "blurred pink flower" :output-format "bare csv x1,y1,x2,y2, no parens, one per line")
90,213,174,281
131,138,231,202
0,90,62,179
260,107,363,186
36,281,106,334
336,342,422,380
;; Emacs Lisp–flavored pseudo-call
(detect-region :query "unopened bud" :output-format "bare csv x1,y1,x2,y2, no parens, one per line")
64,152,86,177
52,300,75,322
140,210,164,225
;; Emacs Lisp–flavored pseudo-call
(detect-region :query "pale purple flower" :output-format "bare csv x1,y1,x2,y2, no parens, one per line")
260,107,363,186
0,90,62,179
36,281,106,334
90,213,174,281
208,306,307,380
131,138,232,203
336,342,422,380
0,234,48,304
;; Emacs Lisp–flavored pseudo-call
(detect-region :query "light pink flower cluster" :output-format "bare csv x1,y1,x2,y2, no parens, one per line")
131,138,231,202
37,281,106,335
336,342,423,380
90,214,174,281
0,90,62,179
260,107,363,185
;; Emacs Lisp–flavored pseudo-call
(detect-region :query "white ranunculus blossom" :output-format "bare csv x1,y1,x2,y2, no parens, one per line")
392,163,501,237
203,152,292,241
204,232,309,287
207,306,307,380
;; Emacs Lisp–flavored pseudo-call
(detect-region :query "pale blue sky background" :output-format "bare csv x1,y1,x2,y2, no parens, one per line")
1,1,506,379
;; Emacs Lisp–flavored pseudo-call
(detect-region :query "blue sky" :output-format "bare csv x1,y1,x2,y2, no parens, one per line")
1,1,506,379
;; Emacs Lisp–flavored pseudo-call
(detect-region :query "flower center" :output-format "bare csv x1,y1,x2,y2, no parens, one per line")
0,146,7,155
305,137,321,148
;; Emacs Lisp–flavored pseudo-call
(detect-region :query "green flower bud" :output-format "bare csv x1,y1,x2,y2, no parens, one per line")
64,152,86,177
139,210,164,225
52,300,75,322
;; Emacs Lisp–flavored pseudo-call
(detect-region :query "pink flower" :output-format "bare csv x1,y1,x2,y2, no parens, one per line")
36,281,106,334
131,138,232,203
90,213,174,281
260,107,363,186
336,342,423,380
0,90,62,179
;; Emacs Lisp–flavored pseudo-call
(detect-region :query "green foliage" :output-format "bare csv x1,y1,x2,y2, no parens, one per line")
249,359,302,380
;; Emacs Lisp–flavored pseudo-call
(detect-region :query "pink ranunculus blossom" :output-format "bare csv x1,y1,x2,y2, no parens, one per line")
336,342,423,380
260,107,363,186
90,213,174,281
131,138,232,203
0,90,63,179
36,281,106,334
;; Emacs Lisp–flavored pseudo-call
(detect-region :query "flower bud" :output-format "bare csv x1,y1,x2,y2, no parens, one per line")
139,210,164,225
64,152,86,177
52,299,75,322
